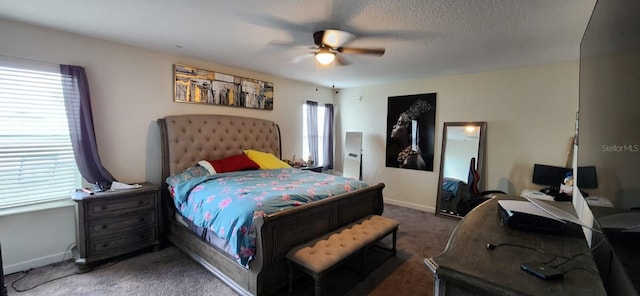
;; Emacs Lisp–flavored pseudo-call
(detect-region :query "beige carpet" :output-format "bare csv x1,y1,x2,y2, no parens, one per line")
4,204,459,296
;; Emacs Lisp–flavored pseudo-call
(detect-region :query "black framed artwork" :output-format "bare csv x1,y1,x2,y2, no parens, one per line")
385,93,437,171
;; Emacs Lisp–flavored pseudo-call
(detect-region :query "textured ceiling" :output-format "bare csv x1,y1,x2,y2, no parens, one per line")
0,0,596,89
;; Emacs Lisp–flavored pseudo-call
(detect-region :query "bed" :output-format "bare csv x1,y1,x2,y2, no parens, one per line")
157,114,385,296
439,177,467,215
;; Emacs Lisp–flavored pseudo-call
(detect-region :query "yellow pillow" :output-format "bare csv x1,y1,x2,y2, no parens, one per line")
243,149,292,169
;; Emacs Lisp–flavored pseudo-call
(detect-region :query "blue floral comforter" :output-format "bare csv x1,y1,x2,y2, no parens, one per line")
170,168,369,268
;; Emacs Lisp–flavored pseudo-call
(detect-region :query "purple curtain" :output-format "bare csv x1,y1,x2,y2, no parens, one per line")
323,103,334,169
60,65,116,184
306,101,319,165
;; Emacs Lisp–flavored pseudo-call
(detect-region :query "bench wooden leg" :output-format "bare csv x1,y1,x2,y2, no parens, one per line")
392,227,398,255
361,247,367,274
314,274,322,296
288,261,293,294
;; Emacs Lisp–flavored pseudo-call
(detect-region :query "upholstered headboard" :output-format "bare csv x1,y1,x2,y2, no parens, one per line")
158,114,281,180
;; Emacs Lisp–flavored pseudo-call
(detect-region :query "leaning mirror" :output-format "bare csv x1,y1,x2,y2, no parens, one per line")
436,122,487,218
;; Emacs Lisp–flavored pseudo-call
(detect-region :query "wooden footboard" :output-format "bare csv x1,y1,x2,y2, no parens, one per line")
252,183,385,294
165,183,385,296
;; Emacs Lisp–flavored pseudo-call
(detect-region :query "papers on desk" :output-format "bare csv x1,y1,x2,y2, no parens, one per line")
598,212,640,232
585,196,614,208
520,188,554,201
522,195,582,225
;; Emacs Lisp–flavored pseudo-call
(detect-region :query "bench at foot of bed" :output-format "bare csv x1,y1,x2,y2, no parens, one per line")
286,214,399,296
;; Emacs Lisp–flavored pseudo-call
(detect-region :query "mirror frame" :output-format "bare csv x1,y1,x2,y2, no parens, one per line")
435,121,487,219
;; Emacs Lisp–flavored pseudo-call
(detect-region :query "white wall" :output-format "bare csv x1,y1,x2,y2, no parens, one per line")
336,63,578,211
0,18,334,273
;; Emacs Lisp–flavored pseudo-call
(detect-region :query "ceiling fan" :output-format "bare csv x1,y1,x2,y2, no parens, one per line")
275,29,386,66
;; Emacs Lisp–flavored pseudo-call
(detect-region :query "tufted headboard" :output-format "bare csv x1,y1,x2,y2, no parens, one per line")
157,114,281,181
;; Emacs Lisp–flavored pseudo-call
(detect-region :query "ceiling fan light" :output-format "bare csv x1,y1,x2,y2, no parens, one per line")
315,52,335,65
324,31,339,46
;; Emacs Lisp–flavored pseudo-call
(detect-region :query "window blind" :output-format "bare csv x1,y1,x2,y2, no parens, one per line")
0,58,80,210
302,103,325,165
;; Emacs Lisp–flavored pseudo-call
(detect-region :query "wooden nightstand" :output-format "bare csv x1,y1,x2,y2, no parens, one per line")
72,182,162,269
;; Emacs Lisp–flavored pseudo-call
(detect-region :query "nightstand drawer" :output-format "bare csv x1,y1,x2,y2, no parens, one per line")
90,227,157,255
88,212,156,239
86,193,155,219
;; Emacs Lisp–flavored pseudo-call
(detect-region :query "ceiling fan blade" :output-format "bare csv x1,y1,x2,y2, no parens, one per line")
335,54,351,66
291,53,314,63
337,47,385,56
268,40,315,49
313,29,356,49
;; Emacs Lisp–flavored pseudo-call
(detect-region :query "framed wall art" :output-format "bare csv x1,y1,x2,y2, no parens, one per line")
173,64,274,110
385,93,437,171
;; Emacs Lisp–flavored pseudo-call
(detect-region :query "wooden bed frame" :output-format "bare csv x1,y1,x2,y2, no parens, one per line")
158,114,385,296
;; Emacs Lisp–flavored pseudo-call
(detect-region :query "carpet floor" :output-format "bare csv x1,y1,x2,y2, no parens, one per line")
3,204,459,296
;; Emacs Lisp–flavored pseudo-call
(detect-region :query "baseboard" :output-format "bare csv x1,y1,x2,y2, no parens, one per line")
384,198,435,213
3,250,73,275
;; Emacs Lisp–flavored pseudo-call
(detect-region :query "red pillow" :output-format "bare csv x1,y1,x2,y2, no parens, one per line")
205,154,260,173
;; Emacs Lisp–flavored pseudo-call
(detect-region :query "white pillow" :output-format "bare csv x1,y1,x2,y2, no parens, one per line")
198,160,217,175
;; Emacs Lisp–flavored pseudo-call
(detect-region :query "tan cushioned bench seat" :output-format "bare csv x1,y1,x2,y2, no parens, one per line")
287,215,399,273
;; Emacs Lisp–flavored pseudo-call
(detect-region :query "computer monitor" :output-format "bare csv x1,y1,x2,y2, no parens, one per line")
532,164,567,188
576,166,598,189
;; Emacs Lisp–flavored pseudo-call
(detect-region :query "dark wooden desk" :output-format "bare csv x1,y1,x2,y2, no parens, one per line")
428,194,606,296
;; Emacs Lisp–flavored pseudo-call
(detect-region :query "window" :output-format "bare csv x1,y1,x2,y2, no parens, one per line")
302,104,326,166
0,58,81,211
